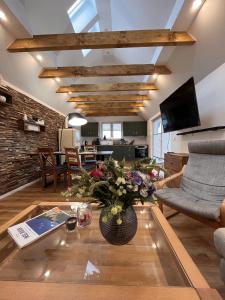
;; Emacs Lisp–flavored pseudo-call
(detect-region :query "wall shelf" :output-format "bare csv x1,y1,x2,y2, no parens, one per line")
176,126,225,136
0,86,12,105
18,119,45,133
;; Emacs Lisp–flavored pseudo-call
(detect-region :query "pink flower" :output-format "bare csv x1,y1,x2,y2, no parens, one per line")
90,169,103,178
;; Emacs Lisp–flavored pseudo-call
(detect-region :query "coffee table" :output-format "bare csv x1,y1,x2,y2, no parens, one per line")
0,202,221,300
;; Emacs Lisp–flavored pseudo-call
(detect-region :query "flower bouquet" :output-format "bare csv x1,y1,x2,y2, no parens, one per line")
63,158,161,244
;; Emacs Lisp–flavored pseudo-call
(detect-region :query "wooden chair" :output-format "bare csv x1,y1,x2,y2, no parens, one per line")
155,140,225,228
84,145,97,165
65,147,96,186
38,147,67,192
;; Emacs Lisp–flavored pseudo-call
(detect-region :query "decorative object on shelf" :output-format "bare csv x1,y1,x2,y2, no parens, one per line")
18,119,45,133
0,86,12,105
63,158,161,245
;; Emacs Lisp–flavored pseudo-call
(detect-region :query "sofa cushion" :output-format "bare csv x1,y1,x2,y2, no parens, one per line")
155,188,221,220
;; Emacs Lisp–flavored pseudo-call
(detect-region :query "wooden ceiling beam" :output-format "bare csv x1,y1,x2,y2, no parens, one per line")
85,113,138,116
57,83,157,93
67,94,149,102
80,109,141,114
7,30,195,52
76,102,144,109
39,64,171,78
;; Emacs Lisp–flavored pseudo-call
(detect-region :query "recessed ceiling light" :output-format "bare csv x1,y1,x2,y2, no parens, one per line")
0,10,7,21
68,91,72,95
152,73,158,80
55,77,61,82
192,0,203,10
36,54,43,61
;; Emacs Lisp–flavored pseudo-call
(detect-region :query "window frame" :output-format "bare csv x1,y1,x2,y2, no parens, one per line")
101,122,122,139
152,116,171,162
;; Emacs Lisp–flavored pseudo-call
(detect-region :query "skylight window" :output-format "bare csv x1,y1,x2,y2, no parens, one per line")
68,0,99,57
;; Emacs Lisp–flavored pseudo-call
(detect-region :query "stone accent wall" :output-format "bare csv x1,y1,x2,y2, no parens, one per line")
0,85,64,196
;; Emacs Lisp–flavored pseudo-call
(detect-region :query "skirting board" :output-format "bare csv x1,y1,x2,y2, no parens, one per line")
0,179,40,201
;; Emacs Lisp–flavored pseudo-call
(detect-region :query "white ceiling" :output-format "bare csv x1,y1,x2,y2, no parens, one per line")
15,0,177,87
2,0,201,116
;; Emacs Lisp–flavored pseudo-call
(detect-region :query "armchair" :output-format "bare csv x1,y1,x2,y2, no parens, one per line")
155,140,225,228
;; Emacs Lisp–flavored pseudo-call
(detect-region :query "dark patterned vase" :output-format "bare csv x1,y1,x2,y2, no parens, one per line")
99,206,138,245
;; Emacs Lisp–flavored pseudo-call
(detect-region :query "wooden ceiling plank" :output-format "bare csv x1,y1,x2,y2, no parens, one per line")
80,109,141,113
57,82,157,93
67,94,150,102
8,30,195,52
85,113,138,116
76,102,144,109
39,64,171,78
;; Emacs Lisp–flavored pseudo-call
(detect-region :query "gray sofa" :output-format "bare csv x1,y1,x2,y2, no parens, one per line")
214,228,225,282
155,140,225,225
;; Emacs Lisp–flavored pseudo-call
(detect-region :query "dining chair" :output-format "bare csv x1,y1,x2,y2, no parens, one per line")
38,147,67,192
65,147,94,186
84,145,97,165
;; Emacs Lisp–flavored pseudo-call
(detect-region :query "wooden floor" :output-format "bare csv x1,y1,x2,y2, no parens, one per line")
0,180,225,298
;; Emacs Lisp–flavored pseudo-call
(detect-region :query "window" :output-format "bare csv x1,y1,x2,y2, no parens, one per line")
152,116,171,162
68,0,99,57
102,123,122,139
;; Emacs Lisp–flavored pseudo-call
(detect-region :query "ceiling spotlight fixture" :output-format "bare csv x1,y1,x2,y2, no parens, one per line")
36,54,43,61
55,77,61,82
192,0,203,10
68,91,72,95
152,73,158,80
0,10,7,21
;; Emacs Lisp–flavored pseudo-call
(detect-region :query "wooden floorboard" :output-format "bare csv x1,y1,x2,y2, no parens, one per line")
0,180,224,298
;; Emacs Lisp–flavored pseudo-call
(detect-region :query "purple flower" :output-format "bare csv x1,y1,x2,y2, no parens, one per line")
131,171,143,186
148,185,156,196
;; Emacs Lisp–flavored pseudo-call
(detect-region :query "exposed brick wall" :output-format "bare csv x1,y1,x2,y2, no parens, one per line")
0,85,65,196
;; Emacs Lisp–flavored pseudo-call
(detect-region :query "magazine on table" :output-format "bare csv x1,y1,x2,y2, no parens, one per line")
8,207,70,248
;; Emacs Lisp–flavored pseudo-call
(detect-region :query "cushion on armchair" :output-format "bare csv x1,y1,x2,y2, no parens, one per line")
155,140,225,220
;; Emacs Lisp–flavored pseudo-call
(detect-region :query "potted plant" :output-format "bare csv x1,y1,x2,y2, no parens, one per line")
63,158,160,245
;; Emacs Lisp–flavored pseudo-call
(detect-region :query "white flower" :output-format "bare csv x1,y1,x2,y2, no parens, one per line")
116,177,126,186
133,185,138,192
140,188,148,198
117,189,123,196
123,189,127,194
111,207,118,215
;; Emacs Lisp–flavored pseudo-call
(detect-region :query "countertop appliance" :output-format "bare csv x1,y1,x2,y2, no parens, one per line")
135,145,148,158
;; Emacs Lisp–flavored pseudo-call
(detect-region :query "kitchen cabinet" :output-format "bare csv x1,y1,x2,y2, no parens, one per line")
81,122,98,137
97,145,135,161
123,121,147,136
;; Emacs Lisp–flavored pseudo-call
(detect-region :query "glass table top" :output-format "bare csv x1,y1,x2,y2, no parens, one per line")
0,207,189,287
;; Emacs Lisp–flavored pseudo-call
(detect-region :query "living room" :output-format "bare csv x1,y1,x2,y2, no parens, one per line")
0,0,225,299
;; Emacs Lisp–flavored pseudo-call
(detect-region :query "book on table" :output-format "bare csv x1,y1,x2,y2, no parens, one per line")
7,207,70,248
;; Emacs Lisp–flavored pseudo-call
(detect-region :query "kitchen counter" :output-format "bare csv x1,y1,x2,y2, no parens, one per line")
97,145,148,161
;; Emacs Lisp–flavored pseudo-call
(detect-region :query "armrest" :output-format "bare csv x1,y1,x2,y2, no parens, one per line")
155,165,185,190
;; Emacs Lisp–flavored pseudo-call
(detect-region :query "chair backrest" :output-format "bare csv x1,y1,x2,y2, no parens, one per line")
181,140,225,203
84,145,97,162
65,147,81,167
38,147,56,170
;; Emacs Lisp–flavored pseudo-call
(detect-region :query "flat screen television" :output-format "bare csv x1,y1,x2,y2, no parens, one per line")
160,77,201,133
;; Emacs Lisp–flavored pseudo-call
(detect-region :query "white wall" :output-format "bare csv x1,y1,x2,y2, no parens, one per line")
144,0,225,154
0,4,74,116
172,62,225,153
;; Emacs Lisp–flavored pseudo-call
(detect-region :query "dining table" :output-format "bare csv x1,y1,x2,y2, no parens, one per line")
54,150,113,165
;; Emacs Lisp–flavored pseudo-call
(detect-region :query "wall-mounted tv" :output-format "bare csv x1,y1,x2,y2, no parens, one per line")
160,77,201,133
